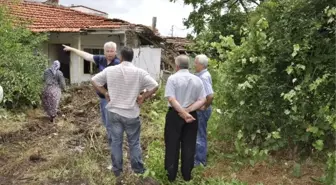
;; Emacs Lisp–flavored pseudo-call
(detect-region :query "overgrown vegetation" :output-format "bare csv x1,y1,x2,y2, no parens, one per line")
0,0,335,184
174,0,335,183
179,0,336,153
0,4,48,109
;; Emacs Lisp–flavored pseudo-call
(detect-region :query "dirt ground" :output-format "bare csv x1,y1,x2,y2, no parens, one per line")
203,158,324,185
0,84,325,185
0,85,105,185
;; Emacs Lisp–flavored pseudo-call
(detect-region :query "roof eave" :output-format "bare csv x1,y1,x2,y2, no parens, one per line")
81,29,126,35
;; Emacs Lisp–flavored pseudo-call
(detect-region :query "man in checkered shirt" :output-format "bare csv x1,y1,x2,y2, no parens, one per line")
91,47,158,177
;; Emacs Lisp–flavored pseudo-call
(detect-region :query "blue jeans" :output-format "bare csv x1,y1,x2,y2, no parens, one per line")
100,98,114,146
99,98,108,127
195,107,212,166
106,111,145,176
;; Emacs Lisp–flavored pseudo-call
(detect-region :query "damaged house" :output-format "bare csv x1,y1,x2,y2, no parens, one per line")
160,36,194,73
1,0,163,84
164,36,193,54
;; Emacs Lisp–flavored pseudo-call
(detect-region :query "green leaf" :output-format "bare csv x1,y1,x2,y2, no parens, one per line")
249,159,256,167
241,58,247,64
292,163,301,177
271,131,281,139
296,64,306,70
237,130,243,140
251,133,256,141
306,126,319,134
293,44,300,51
286,66,294,74
291,44,300,57
143,170,150,177
284,110,290,115
312,140,324,151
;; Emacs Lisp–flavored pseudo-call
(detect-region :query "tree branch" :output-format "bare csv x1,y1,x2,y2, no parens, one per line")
249,0,260,5
239,0,249,13
228,0,239,10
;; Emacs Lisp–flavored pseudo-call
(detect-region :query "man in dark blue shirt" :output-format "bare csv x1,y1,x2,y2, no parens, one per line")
63,42,120,128
93,55,120,99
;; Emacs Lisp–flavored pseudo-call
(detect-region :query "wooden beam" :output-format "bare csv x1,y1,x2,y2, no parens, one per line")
85,30,126,35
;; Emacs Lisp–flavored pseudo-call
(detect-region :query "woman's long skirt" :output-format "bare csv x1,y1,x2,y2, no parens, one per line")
42,85,61,119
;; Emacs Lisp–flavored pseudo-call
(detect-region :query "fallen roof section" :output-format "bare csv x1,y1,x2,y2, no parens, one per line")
164,36,193,51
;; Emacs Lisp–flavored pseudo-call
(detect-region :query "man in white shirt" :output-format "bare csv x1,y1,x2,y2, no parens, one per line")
194,54,214,167
91,47,159,177
164,55,206,182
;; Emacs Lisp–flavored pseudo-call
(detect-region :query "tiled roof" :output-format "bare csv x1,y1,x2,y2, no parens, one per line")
0,0,132,32
69,5,108,15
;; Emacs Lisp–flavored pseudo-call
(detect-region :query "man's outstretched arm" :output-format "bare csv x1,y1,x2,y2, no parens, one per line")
63,45,95,63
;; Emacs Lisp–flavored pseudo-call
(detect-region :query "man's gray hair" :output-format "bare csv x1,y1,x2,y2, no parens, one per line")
175,55,190,69
104,41,117,51
195,54,209,68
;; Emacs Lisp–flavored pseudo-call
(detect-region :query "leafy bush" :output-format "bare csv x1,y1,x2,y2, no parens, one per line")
319,152,336,185
0,4,48,108
210,0,335,152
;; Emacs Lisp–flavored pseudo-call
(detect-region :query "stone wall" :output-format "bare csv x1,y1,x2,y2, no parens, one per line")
125,31,140,48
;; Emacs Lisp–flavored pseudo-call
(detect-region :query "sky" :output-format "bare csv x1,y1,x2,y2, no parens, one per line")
57,0,194,37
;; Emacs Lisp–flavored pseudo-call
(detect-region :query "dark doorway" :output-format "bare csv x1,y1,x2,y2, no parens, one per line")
50,44,71,81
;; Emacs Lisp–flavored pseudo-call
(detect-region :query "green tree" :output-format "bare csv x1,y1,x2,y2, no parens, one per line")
171,0,260,58
212,0,335,152
175,0,336,153
171,0,261,34
0,4,48,109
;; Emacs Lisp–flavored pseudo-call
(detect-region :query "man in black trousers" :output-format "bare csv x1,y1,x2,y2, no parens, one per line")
164,55,206,182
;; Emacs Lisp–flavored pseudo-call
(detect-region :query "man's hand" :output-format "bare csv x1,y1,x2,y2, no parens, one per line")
104,92,110,102
62,44,72,52
178,111,196,123
137,94,145,105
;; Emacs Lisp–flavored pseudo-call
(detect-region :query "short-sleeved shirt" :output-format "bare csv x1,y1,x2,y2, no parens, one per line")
164,69,206,108
93,55,120,98
91,62,158,118
195,69,214,96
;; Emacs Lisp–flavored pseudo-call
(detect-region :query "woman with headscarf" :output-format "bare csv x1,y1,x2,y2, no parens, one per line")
42,60,66,122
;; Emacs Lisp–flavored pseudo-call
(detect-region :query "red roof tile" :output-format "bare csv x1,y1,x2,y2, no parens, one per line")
0,0,132,32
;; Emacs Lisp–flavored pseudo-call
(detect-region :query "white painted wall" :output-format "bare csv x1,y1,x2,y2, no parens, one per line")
70,6,108,18
47,44,58,64
132,47,162,81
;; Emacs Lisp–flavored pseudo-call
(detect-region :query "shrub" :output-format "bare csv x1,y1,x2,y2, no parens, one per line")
211,0,335,152
0,4,48,109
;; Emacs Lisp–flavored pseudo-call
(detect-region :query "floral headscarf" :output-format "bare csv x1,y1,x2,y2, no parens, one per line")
51,60,60,75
